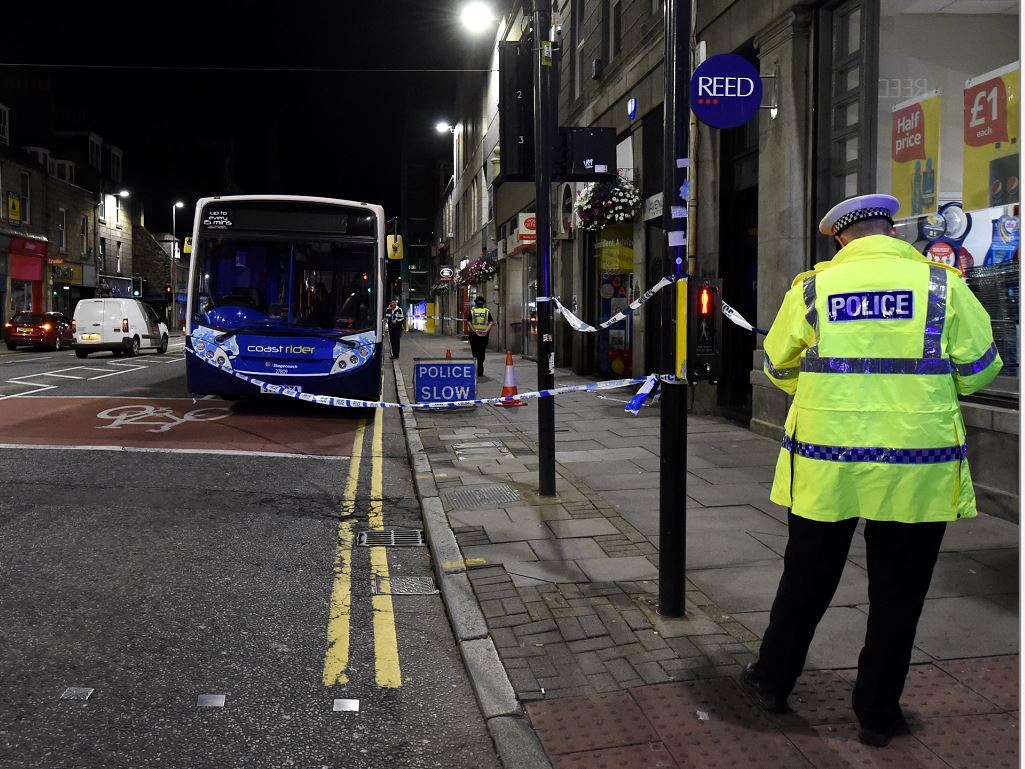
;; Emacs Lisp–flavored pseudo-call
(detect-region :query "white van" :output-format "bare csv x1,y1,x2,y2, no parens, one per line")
72,298,169,358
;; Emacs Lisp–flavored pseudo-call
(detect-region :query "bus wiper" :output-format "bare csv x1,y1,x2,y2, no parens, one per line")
214,323,359,347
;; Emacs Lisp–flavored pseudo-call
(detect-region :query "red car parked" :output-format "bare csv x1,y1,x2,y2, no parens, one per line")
4,311,75,351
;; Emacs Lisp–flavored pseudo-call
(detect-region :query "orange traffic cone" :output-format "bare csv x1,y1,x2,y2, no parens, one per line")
445,348,452,359
498,351,526,407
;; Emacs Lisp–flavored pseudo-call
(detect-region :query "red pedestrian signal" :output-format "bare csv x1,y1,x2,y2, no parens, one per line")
699,286,712,316
164,284,172,294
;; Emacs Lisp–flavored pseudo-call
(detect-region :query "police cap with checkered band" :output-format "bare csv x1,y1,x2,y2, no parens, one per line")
818,194,900,236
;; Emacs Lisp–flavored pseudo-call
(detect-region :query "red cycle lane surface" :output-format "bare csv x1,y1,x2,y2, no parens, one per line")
0,397,359,457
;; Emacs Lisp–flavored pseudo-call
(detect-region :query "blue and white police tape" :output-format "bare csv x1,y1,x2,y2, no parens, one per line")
407,275,767,337
538,276,679,333
721,302,768,336
408,314,471,324
186,347,671,412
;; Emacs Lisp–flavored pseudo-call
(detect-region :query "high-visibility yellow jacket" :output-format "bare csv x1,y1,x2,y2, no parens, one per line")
468,307,492,333
763,234,1002,523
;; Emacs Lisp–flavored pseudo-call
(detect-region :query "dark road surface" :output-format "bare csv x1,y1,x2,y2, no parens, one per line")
0,344,501,768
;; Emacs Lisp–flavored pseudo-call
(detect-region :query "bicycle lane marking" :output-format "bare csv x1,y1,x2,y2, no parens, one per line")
0,396,359,457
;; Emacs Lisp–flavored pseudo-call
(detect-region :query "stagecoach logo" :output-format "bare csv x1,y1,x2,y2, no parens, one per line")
203,210,233,229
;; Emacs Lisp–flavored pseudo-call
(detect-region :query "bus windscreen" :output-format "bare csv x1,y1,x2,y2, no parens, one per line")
192,237,377,335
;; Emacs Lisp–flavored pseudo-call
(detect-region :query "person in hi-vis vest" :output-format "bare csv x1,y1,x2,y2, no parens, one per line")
740,194,1001,749
465,296,494,377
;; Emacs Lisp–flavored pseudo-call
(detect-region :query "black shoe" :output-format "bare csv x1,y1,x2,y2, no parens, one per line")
857,719,909,748
741,664,789,713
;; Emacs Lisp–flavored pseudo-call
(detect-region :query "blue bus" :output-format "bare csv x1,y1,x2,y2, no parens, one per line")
184,195,384,401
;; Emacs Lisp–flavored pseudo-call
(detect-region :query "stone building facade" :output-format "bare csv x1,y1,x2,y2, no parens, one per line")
432,0,1019,520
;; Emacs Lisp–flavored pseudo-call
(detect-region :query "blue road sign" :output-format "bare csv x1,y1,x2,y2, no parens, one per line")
413,358,477,406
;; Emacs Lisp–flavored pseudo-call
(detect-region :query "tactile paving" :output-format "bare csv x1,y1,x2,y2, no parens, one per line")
552,742,679,769
527,691,659,755
781,670,857,726
898,663,1005,719
784,722,951,769
936,655,1019,712
631,679,812,769
913,713,1019,769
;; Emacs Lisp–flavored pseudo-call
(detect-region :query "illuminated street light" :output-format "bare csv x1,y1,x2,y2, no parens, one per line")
118,189,130,198
170,201,186,332
460,2,494,33
435,121,454,134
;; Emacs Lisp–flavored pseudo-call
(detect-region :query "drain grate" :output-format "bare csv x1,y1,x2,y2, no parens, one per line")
443,483,522,511
357,529,426,547
374,575,439,595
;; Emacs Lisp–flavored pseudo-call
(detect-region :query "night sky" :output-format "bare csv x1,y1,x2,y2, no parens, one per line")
2,2,499,233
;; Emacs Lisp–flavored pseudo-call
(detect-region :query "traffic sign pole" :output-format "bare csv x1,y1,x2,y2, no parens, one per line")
658,0,691,618
534,1,558,497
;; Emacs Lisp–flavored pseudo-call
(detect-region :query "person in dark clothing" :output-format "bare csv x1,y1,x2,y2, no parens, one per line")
465,296,494,376
385,298,404,358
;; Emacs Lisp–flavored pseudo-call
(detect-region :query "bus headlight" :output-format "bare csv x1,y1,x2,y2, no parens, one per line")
214,352,232,369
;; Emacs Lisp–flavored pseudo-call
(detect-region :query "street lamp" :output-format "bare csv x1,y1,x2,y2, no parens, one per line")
435,121,454,134
460,1,494,33
171,201,185,331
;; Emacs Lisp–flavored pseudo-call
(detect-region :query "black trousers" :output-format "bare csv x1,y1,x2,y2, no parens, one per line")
388,324,402,357
754,512,946,731
469,333,489,374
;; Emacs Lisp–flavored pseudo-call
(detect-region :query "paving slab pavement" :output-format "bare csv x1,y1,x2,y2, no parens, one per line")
392,331,1020,769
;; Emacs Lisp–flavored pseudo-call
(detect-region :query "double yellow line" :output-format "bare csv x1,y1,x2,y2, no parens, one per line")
322,410,402,688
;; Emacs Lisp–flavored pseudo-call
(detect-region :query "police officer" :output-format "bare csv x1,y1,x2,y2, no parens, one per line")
465,296,494,377
385,298,404,359
741,194,1002,748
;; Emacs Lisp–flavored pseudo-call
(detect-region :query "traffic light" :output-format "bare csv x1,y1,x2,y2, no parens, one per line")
687,278,723,381
164,284,172,295
498,40,535,181
132,276,142,297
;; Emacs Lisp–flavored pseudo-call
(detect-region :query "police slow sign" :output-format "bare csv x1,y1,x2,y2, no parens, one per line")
690,54,762,130
414,357,477,406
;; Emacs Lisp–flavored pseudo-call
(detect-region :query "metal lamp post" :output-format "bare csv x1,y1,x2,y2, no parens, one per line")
171,201,184,330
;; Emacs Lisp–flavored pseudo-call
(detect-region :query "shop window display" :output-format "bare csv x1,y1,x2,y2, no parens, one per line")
875,1,1019,397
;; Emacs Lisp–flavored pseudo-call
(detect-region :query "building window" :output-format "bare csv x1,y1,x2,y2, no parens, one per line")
89,136,102,170
19,171,30,223
574,0,586,99
602,0,622,65
872,0,1019,396
115,195,122,228
99,194,107,223
115,242,122,274
58,208,67,253
0,104,8,146
55,160,76,185
610,0,622,60
109,148,123,184
98,238,105,272
80,215,88,254
815,0,877,262
24,147,50,170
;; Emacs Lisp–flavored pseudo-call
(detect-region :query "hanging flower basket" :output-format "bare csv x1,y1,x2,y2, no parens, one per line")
465,256,497,285
573,175,642,232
